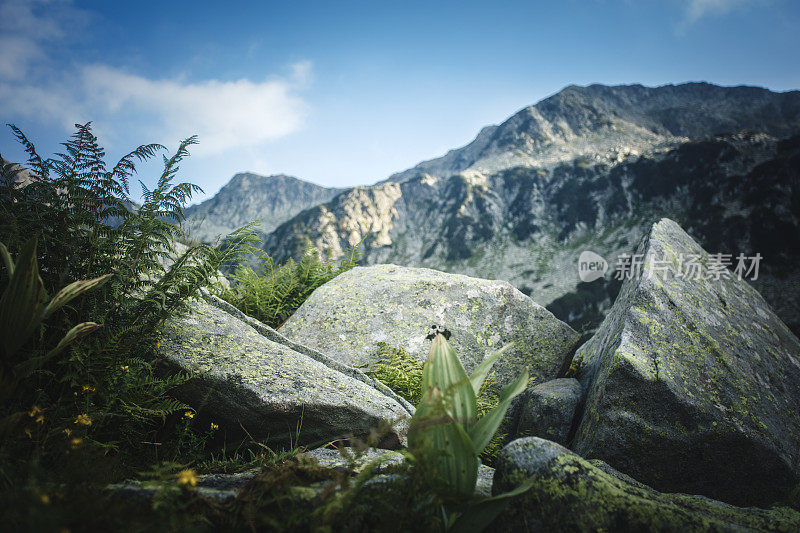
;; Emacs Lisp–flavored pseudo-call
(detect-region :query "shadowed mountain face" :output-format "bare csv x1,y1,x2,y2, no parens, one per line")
184,173,344,243
204,82,800,334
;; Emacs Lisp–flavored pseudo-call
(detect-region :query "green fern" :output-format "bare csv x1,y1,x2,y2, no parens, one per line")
360,343,425,405
218,242,359,328
0,123,256,469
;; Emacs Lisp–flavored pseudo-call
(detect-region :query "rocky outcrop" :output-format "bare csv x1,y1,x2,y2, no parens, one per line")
278,264,580,391
571,218,800,506
158,296,412,449
184,172,344,243
492,437,800,532
514,378,582,445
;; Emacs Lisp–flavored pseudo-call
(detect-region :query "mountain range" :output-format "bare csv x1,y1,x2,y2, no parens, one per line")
186,82,800,335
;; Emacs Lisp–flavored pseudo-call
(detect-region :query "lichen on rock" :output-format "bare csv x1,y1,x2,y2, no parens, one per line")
571,218,800,506
493,437,800,532
278,264,580,392
159,296,411,449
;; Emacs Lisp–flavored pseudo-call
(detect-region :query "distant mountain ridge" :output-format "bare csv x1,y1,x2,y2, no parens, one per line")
184,172,344,243
192,82,800,334
384,82,800,183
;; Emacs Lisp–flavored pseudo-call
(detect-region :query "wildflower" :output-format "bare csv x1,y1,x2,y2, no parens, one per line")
24,428,32,438
74,414,92,426
184,411,194,419
63,428,72,437
120,365,130,372
40,494,50,505
82,385,95,393
70,437,83,450
28,405,44,417
210,422,219,431
156,339,161,348
177,469,199,488
35,414,45,424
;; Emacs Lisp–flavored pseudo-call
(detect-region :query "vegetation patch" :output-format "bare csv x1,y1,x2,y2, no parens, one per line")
217,244,359,328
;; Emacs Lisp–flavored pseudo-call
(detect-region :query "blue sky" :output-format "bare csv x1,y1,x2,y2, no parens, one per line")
1,0,798,203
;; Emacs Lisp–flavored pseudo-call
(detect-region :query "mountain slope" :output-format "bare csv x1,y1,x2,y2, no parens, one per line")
184,172,344,243
384,82,800,183
259,82,800,334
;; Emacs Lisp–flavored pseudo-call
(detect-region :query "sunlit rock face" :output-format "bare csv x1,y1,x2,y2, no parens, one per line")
278,264,580,392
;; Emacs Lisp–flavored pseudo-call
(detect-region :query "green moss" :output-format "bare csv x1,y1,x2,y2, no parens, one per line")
502,453,800,532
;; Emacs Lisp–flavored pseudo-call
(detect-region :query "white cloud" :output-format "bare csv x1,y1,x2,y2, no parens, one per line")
80,65,310,155
683,0,757,24
0,0,310,156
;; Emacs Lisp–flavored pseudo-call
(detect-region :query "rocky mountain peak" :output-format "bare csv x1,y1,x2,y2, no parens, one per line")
184,171,345,243
385,82,800,183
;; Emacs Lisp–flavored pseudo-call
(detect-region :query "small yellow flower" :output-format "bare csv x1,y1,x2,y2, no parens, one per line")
40,494,50,505
176,469,199,488
35,414,45,424
120,365,130,372
82,385,95,393
184,411,194,419
156,339,161,348
28,405,44,417
210,422,219,431
24,427,32,438
70,437,83,450
74,414,92,426
63,428,72,437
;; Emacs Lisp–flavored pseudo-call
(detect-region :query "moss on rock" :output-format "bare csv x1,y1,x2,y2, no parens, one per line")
493,437,800,532
571,219,800,506
279,264,580,392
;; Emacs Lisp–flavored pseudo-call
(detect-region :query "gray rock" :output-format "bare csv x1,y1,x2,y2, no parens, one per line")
304,447,404,472
159,297,411,449
474,464,495,497
106,469,260,504
572,218,800,506
492,437,800,532
279,264,580,391
200,291,415,414
304,446,494,496
515,378,582,445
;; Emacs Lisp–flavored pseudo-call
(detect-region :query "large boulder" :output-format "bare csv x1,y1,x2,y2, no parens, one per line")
572,218,800,506
514,378,582,445
159,296,412,448
278,264,580,390
492,437,800,532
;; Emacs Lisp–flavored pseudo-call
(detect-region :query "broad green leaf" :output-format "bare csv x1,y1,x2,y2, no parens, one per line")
468,369,528,454
0,243,13,278
448,475,537,533
421,334,476,425
41,273,112,319
468,343,514,396
410,387,478,499
13,322,103,378
0,238,46,358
